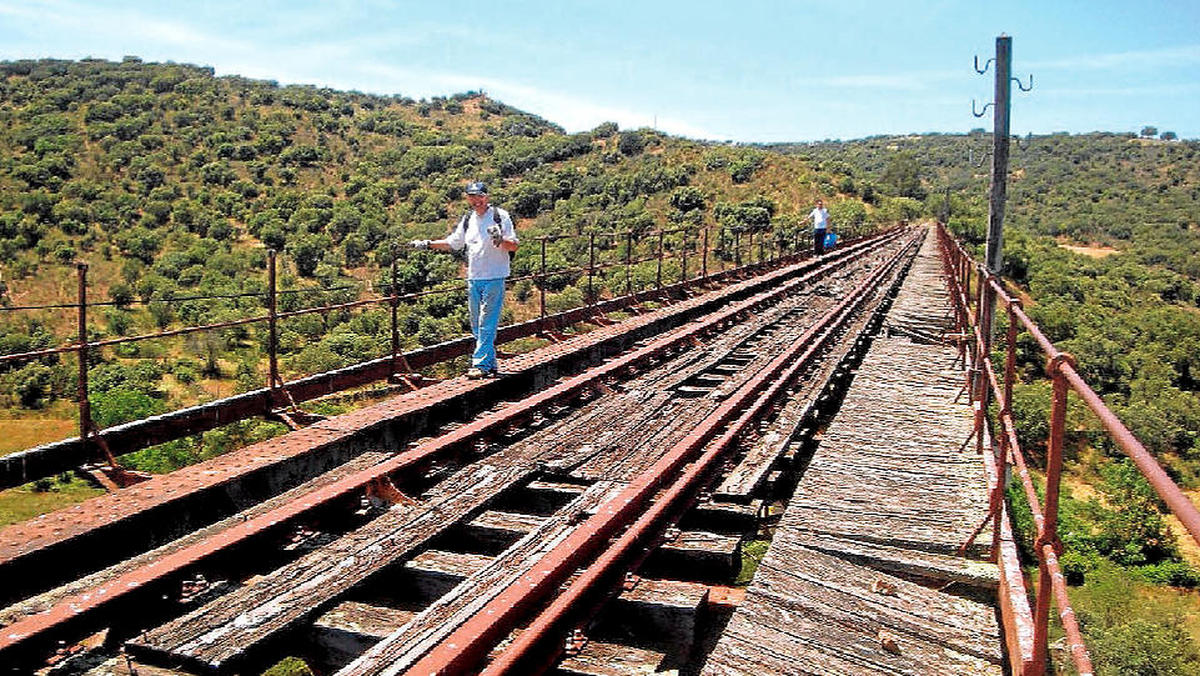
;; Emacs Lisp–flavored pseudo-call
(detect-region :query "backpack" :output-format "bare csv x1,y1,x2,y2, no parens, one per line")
458,208,515,261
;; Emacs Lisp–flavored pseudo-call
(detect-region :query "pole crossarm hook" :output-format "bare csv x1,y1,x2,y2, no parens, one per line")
1012,74,1034,92
974,55,995,74
972,99,994,118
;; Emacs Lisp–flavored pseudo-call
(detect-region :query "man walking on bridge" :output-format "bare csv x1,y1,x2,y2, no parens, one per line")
809,199,831,256
411,181,519,379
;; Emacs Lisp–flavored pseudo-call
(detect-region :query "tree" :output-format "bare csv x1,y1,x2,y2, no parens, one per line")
1140,126,1158,137
287,233,332,277
592,121,618,138
881,151,926,199
669,186,705,213
1160,131,1177,141
617,130,646,156
16,364,55,408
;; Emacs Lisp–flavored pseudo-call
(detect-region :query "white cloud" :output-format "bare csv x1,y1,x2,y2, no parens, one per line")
353,64,724,139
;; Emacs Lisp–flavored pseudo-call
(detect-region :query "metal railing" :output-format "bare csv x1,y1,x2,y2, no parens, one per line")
0,220,857,485
936,222,1200,676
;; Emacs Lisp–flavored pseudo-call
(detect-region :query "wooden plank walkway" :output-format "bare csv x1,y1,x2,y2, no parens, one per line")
704,228,1004,675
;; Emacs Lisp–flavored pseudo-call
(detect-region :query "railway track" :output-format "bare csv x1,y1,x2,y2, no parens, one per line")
1,229,920,675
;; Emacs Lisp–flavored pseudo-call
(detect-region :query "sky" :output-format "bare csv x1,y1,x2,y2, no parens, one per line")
0,0,1198,142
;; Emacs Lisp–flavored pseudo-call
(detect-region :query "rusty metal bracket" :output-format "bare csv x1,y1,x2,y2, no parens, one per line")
366,477,419,508
562,628,588,657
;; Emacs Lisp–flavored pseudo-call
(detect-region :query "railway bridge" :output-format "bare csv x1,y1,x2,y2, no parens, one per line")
1,224,1196,675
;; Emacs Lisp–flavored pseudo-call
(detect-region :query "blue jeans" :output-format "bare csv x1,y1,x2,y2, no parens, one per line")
467,278,505,372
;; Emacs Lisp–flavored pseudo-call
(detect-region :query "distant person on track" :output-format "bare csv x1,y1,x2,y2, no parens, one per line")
809,199,831,256
411,181,519,379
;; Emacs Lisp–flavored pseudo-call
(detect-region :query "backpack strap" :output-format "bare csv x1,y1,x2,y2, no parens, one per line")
459,208,502,234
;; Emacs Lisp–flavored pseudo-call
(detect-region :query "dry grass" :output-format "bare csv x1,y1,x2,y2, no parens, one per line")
1059,242,1120,258
1166,489,1200,570
0,476,103,528
0,419,76,457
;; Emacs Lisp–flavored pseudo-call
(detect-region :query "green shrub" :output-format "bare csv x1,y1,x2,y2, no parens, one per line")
173,359,200,384
1136,561,1200,588
261,657,313,676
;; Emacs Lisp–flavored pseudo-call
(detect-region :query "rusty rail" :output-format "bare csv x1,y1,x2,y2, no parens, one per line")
937,222,1200,675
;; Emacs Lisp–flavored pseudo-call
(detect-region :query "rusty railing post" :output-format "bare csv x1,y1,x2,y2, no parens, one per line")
680,229,688,283
990,299,1021,557
1003,303,1019,420
76,262,92,451
973,268,990,455
539,238,547,321
625,231,633,297
1032,352,1073,674
587,233,596,306
734,230,741,267
267,249,279,401
701,227,709,280
390,250,401,377
656,230,664,292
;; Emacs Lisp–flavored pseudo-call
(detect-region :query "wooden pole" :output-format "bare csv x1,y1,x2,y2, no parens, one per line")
76,263,92,449
539,239,547,321
978,34,1013,393
656,231,664,291
390,250,400,377
587,233,596,305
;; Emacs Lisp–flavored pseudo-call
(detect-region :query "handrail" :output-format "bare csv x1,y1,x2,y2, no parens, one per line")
936,222,1200,675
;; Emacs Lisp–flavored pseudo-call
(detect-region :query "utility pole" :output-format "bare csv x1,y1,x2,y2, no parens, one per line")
980,34,1012,355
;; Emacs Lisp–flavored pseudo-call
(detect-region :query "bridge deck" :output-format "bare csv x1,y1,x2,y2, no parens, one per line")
704,230,1004,675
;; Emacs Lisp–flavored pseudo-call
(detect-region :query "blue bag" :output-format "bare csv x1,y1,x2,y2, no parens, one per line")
824,231,838,249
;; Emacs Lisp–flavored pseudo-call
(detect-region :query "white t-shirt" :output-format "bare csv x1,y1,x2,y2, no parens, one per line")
810,207,830,230
445,206,519,280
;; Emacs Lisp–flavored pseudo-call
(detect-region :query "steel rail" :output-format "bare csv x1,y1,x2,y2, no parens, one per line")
0,235,894,663
393,235,917,676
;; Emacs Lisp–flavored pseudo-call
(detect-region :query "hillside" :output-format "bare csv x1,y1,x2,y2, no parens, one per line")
0,58,895,459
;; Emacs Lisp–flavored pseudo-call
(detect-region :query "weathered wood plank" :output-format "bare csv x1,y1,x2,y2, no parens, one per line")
799,532,999,590
126,458,536,670
310,601,417,669
403,550,494,600
557,639,666,676
337,481,627,675
462,510,547,549
754,541,1001,660
1,451,393,629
